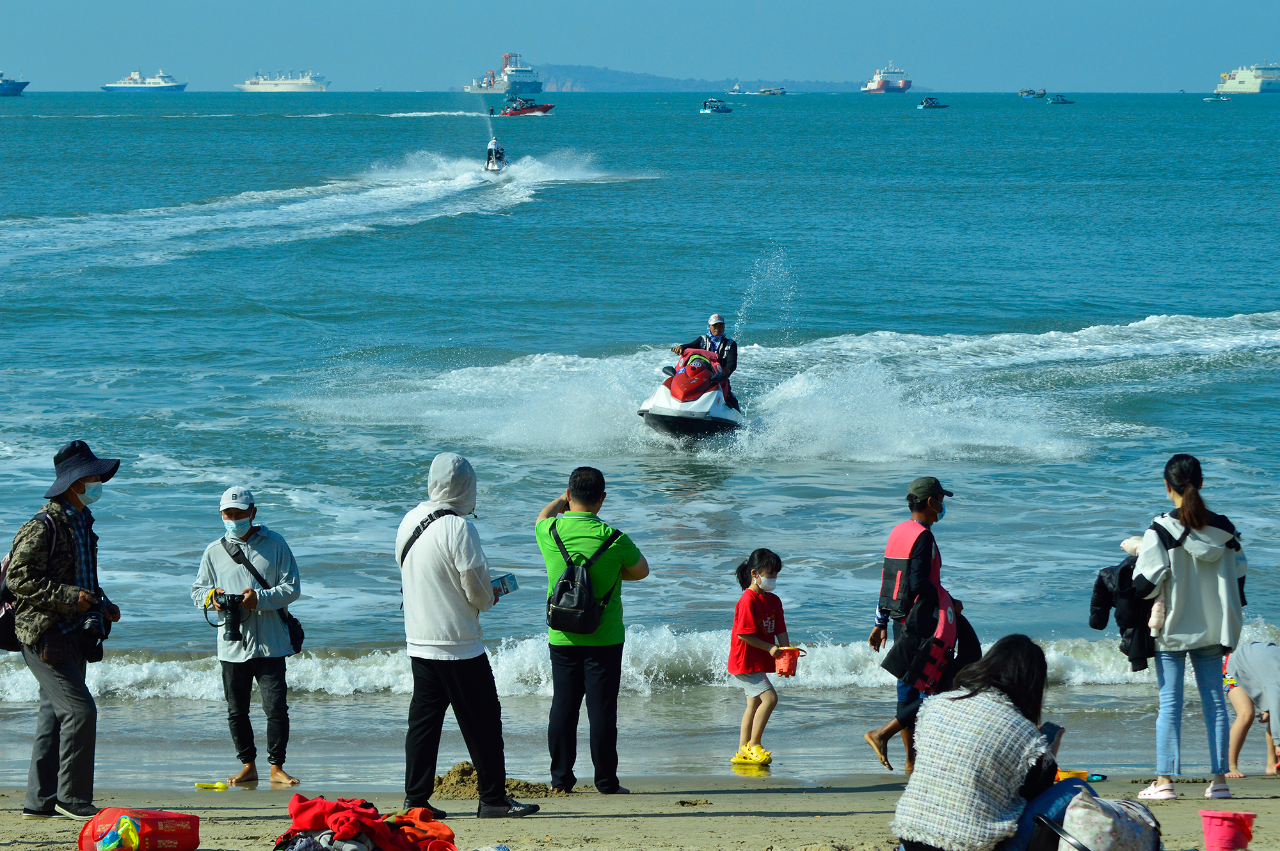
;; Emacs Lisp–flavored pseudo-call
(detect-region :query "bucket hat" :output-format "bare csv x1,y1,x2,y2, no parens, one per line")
44,440,120,499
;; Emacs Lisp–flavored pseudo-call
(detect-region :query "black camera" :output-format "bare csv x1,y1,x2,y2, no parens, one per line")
214,592,244,642
81,609,106,640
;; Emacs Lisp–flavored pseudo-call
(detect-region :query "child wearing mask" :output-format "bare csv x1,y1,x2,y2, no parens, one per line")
727,548,788,765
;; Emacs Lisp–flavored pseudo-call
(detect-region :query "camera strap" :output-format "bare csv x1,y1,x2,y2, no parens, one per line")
220,538,293,626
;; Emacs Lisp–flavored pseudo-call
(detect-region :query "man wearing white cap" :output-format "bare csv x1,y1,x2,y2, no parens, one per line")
192,486,301,787
671,313,740,409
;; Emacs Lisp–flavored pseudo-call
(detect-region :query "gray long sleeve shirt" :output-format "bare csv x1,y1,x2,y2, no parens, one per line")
1227,641,1280,742
191,525,301,662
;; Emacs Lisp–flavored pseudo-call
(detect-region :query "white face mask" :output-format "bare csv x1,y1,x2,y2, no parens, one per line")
756,576,777,593
224,517,253,538
79,482,102,506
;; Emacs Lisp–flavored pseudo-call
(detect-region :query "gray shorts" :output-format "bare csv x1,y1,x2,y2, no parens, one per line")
733,672,775,697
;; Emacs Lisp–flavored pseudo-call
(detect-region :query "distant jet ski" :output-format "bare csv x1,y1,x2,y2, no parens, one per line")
484,136,506,172
638,349,744,437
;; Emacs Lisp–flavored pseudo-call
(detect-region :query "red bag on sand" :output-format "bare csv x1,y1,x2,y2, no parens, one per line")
77,807,200,851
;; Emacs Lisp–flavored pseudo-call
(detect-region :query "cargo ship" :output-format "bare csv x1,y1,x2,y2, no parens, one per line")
1215,63,1280,94
464,53,543,94
0,71,29,96
102,70,187,92
234,70,330,92
862,62,911,93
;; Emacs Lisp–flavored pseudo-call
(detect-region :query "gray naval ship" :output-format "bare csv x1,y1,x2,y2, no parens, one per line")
464,53,543,95
0,71,30,96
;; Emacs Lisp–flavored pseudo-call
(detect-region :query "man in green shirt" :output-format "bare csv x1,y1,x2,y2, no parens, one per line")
536,467,649,794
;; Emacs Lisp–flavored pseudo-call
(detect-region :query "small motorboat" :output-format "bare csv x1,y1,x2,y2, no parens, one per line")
501,96,554,116
638,349,744,437
917,97,948,109
1203,94,1231,102
1046,94,1074,104
700,98,732,113
1019,88,1047,98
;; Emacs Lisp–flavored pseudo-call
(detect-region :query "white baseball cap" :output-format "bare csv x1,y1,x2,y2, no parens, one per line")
708,314,725,325
220,486,254,511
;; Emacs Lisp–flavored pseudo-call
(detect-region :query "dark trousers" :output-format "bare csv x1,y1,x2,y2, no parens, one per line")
221,656,289,766
22,641,96,809
548,643,624,792
405,654,507,807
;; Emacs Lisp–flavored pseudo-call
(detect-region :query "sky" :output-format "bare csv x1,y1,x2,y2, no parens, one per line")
5,0,1277,92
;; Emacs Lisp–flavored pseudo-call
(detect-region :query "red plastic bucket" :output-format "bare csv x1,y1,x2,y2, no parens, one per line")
1200,810,1256,851
774,647,806,677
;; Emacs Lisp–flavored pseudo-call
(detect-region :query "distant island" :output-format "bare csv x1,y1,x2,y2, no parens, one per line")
450,63,879,93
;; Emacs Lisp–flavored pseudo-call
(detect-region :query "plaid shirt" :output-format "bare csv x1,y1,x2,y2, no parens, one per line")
57,499,95,633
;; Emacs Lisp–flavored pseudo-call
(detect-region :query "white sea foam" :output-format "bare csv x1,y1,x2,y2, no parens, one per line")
0,149,629,270
4,623,1272,703
381,111,489,118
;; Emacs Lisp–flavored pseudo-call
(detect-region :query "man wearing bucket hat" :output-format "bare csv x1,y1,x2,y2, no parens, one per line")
864,476,979,774
192,486,302,788
671,313,740,410
7,441,123,821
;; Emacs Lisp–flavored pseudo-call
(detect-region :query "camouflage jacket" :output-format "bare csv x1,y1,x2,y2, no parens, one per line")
6,500,110,647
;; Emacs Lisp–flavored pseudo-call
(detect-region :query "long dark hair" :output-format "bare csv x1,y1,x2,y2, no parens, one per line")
951,634,1047,723
1165,453,1209,531
735,548,782,590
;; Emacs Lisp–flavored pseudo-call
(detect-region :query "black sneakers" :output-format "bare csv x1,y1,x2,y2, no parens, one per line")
21,807,65,820
598,785,630,795
403,799,447,820
54,801,99,820
477,795,540,818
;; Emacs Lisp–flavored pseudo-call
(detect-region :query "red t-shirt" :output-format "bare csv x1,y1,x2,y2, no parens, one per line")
728,588,786,675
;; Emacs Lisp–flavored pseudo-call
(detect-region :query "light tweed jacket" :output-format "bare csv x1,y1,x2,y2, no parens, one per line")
892,690,1051,851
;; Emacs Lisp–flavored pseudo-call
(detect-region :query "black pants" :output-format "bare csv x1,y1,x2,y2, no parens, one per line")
221,656,289,766
548,643,624,792
406,654,507,807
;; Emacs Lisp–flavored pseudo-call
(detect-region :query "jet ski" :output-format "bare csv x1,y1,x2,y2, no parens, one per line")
483,138,506,172
637,348,745,437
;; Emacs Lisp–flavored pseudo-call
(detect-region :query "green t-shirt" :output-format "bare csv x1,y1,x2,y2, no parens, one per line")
536,512,642,646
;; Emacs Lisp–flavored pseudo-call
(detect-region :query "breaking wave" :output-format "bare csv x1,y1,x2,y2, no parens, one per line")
2,622,1272,703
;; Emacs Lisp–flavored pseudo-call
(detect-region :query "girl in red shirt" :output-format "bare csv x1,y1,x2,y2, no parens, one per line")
728,548,788,765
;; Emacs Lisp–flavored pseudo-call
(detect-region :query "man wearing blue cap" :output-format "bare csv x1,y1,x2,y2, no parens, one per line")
8,441,123,821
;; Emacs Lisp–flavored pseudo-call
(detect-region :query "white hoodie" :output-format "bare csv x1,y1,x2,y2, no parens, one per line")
1135,511,1247,652
396,453,494,660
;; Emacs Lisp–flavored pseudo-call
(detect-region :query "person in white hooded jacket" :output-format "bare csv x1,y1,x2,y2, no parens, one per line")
1133,453,1247,802
396,452,538,820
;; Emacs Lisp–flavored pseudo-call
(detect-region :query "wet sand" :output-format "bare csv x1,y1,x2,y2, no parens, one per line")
2,775,1276,850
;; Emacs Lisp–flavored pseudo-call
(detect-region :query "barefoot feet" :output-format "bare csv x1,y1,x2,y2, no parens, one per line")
864,730,893,771
270,765,300,786
228,763,258,786
1227,769,1246,779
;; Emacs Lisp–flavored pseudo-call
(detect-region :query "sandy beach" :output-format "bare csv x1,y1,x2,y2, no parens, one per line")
3,774,1276,851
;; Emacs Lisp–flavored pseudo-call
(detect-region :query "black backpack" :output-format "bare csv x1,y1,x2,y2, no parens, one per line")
546,520,622,634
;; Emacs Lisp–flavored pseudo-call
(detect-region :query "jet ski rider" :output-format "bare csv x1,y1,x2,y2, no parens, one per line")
487,137,505,166
671,314,740,411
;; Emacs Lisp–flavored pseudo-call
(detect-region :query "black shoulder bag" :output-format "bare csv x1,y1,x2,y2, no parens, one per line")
546,520,623,634
221,539,304,654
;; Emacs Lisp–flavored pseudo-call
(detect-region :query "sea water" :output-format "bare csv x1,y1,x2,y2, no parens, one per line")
1,92,1278,788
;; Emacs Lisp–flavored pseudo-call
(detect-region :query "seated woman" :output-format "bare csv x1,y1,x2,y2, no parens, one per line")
892,634,1091,851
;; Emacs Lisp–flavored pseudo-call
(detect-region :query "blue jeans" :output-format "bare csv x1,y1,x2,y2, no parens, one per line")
1003,779,1093,851
1155,646,1229,776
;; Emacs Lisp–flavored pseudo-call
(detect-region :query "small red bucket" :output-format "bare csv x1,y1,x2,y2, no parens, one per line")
774,647,806,677
1200,810,1256,851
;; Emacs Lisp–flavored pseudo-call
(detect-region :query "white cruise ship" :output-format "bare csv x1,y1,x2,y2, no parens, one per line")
235,70,330,92
102,70,187,92
1215,63,1280,94
861,62,911,93
464,53,543,94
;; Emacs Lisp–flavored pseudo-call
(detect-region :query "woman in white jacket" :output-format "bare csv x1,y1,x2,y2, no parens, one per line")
1134,454,1247,801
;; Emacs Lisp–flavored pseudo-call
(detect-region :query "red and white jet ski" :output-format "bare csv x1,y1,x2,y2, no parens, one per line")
638,349,745,437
